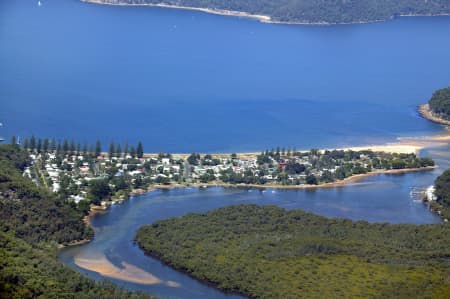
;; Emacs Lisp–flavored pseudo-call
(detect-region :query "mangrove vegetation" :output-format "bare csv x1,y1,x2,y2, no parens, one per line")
136,204,450,299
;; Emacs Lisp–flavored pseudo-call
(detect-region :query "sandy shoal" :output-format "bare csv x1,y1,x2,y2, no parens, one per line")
74,253,180,287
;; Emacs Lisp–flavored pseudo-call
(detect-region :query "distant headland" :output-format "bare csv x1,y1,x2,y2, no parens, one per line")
419,87,450,126
82,0,450,25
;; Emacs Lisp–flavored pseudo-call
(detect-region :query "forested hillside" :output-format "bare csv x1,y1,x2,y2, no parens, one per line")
136,204,450,299
429,87,450,120
434,168,450,219
0,144,155,299
0,145,91,244
94,0,450,24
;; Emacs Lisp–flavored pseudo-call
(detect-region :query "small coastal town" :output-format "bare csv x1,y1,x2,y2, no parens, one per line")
19,138,436,209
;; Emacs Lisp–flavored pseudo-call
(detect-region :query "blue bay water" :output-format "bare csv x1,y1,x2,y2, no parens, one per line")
3,1,450,298
1,0,450,152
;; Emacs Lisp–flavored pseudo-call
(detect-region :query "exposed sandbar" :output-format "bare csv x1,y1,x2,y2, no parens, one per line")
74,253,180,286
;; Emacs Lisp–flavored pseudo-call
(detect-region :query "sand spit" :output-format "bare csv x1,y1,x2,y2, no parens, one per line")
419,104,450,126
75,253,180,287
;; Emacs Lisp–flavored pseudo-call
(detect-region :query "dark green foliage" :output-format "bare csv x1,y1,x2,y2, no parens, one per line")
88,179,111,205
137,141,144,159
429,87,450,120
116,143,122,157
434,168,450,219
187,153,200,165
109,0,450,23
0,144,30,170
29,135,35,151
0,144,157,299
0,231,155,299
0,145,91,244
109,141,115,159
95,139,102,157
136,205,450,298
130,146,136,158
305,174,318,185
285,161,305,174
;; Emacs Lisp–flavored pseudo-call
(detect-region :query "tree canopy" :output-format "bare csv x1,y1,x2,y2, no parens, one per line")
136,204,450,299
434,168,450,219
429,87,450,120
0,144,156,298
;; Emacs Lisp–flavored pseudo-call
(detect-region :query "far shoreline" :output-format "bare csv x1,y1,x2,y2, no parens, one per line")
81,0,450,26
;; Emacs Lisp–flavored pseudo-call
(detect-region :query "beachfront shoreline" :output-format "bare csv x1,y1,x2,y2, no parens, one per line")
138,134,450,159
81,0,450,26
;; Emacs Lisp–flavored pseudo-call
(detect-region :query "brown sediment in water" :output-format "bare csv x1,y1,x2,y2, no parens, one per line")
74,253,181,286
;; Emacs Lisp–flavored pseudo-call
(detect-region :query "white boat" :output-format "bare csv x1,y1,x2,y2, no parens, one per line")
38,1,42,6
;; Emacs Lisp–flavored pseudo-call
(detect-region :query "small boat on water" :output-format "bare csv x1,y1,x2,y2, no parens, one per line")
38,1,42,6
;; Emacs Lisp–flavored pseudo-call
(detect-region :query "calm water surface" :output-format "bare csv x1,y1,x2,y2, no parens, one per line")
1,0,450,152
2,1,450,298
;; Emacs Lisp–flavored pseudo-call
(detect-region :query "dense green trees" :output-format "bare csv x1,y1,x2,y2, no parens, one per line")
105,0,450,24
95,139,102,157
0,145,92,244
137,141,144,158
20,136,144,159
109,141,115,159
435,169,450,205
434,168,450,219
88,179,112,205
0,144,156,298
429,87,450,120
136,205,450,298
187,153,200,165
0,231,156,299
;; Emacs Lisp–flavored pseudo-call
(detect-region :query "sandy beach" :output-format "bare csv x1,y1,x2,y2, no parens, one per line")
82,0,271,22
82,0,450,26
140,133,450,161
418,104,450,126
340,134,450,155
74,253,180,286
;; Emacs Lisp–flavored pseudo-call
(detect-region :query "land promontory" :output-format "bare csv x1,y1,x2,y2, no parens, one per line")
84,0,450,24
